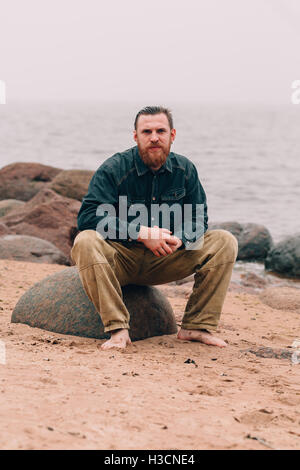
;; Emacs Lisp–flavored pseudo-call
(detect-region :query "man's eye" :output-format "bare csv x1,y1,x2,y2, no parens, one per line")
158,129,165,133
143,130,151,134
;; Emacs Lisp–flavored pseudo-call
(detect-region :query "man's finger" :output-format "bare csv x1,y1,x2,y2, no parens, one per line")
158,246,168,256
168,243,178,253
162,241,173,255
164,236,179,245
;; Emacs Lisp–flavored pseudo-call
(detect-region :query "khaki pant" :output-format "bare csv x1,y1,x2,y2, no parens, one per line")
71,229,238,333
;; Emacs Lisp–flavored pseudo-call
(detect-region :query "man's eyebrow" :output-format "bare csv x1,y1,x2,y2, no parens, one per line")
141,127,167,132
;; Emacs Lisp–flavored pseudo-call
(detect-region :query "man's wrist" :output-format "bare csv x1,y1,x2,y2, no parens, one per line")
137,225,149,242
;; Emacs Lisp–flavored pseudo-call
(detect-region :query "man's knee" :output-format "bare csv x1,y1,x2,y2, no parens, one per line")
208,229,238,260
73,229,99,249
71,229,106,263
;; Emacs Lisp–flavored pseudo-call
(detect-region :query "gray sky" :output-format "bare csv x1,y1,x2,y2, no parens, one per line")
1,0,299,103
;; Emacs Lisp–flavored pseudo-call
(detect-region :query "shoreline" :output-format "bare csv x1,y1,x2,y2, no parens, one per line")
232,260,300,292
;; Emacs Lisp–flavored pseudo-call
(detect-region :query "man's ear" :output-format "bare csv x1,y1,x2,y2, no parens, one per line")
133,130,137,142
171,128,176,143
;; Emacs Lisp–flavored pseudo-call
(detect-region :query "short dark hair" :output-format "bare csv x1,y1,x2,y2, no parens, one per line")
134,106,174,130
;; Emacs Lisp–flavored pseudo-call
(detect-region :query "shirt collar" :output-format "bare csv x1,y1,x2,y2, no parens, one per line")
134,146,173,176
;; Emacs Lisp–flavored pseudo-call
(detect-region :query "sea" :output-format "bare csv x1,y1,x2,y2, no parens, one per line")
0,101,299,285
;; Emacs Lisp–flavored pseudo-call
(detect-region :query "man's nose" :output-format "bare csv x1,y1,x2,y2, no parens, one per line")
150,132,159,142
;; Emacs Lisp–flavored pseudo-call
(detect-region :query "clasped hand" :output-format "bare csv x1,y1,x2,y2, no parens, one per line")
137,225,183,257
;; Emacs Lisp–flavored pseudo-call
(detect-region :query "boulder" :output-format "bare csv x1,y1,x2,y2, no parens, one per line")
209,222,273,261
265,234,300,278
0,199,25,217
1,188,81,260
11,267,177,341
0,162,62,201
209,222,242,239
0,235,69,264
49,169,94,201
259,287,300,314
0,222,13,236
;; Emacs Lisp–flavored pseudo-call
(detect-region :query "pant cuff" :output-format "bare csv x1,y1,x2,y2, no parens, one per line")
104,322,130,333
180,322,218,332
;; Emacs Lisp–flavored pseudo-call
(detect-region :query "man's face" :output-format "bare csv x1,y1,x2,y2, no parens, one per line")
134,113,176,171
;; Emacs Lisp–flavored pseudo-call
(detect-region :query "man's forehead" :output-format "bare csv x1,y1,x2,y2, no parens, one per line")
137,113,170,130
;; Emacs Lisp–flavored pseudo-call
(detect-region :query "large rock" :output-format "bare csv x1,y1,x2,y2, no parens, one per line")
0,222,12,236
0,235,69,265
265,234,300,278
0,162,62,201
1,188,80,259
209,222,273,261
0,199,25,217
11,267,177,341
49,169,94,201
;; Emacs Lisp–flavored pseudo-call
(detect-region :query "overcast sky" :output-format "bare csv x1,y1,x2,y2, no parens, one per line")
0,0,299,103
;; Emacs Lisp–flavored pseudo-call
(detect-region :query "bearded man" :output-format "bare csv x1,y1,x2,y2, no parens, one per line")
71,106,238,350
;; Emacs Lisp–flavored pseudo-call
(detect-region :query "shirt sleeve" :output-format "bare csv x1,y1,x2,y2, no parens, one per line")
77,165,140,242
174,163,208,249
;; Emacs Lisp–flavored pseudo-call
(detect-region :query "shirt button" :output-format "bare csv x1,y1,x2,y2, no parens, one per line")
152,197,156,200
151,217,154,221
129,238,132,242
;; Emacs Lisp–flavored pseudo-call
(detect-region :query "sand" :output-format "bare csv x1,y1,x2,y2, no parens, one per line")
0,259,299,450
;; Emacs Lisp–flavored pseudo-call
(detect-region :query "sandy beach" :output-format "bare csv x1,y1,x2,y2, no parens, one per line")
0,259,299,450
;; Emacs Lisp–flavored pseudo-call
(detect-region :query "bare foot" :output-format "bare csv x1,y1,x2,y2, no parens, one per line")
177,328,227,348
101,328,132,350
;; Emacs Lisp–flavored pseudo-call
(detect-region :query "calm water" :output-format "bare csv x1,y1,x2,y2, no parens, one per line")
0,101,299,243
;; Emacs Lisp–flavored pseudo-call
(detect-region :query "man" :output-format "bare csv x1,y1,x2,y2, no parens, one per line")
71,106,238,350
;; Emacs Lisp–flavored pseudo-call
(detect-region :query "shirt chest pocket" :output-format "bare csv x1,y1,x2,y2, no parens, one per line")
160,187,186,203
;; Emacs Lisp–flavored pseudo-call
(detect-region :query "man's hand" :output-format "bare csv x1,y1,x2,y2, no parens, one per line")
137,225,183,257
